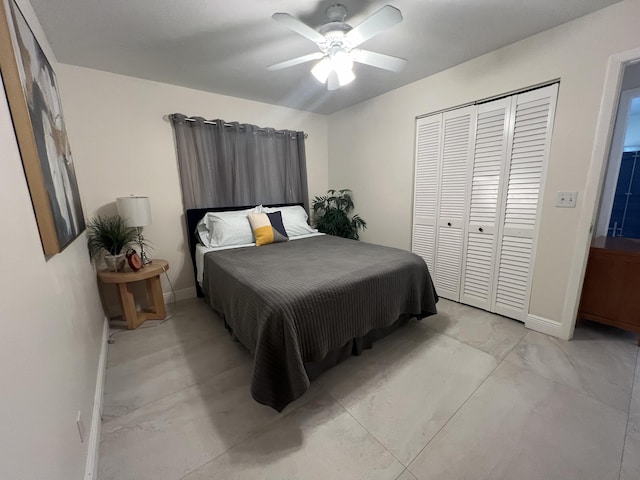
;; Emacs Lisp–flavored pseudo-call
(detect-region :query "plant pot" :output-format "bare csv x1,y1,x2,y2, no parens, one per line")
104,254,126,272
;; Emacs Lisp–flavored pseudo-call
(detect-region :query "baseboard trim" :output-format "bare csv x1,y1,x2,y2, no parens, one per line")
163,287,197,304
525,314,567,339
84,316,109,480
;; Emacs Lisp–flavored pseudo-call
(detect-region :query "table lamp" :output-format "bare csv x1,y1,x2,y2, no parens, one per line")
116,195,152,265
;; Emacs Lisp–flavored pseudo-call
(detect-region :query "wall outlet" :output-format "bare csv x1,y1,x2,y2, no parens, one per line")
76,410,85,443
556,191,578,208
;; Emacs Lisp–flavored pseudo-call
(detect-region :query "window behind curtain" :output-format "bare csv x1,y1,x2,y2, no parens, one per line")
169,114,309,211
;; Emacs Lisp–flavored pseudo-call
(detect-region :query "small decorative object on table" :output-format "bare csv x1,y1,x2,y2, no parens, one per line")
125,248,143,271
312,189,367,240
86,215,140,271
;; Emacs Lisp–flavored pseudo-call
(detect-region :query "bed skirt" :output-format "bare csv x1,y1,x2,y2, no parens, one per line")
303,314,413,380
224,313,414,385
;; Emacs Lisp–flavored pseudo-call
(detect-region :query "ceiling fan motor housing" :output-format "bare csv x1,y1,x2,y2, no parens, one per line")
326,4,347,22
319,3,353,43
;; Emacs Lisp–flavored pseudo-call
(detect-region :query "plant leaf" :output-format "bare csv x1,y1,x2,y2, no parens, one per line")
313,189,366,240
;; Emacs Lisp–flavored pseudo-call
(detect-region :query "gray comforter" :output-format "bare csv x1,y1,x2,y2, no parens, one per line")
202,234,438,411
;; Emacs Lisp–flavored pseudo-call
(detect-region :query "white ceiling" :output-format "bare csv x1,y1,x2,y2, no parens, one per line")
29,0,621,115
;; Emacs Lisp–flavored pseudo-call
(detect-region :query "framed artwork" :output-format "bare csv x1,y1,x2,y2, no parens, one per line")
0,0,84,255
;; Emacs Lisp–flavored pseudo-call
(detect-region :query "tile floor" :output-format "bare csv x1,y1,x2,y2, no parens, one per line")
98,298,639,480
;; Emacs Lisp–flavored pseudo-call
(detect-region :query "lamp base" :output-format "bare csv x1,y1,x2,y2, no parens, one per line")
136,227,151,266
140,248,151,265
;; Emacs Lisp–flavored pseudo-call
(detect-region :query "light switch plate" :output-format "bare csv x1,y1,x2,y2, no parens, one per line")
556,191,578,208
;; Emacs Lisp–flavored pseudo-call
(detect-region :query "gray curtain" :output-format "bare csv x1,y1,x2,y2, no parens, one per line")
169,114,309,211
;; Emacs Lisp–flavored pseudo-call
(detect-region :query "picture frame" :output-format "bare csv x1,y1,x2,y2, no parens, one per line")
0,0,84,255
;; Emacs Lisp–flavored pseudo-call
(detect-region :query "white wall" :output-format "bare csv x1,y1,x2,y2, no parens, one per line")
327,0,640,335
0,1,105,478
56,65,329,295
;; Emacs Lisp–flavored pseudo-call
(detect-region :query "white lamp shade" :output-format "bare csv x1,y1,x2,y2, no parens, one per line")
117,196,152,227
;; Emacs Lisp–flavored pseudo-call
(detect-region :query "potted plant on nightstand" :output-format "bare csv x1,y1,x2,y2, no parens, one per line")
87,215,139,271
312,189,367,240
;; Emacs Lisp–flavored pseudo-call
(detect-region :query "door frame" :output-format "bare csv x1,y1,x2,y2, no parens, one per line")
562,47,640,340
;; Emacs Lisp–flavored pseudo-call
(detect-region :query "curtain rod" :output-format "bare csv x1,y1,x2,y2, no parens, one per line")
163,115,308,139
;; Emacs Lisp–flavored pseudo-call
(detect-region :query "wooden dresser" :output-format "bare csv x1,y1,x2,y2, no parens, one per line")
578,237,640,345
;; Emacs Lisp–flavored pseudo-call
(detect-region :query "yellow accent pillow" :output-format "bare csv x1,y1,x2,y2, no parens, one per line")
247,212,289,246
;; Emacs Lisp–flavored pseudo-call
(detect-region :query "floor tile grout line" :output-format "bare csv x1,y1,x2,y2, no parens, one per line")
175,429,253,480
461,316,640,416
326,389,410,470
422,321,528,362
404,331,528,473
501,359,633,415
394,467,410,480
102,359,245,427
498,335,637,417
402,321,635,477
328,329,528,476
103,318,243,425
105,323,224,369
313,326,474,470
617,347,639,480
174,386,328,480
510,331,640,420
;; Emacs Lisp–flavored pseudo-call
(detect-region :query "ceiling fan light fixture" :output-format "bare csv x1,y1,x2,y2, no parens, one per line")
331,50,355,87
336,66,355,87
311,51,355,88
331,50,353,71
311,57,332,83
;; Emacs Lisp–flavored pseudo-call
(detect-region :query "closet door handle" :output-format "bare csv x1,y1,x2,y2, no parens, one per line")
447,222,452,227
478,227,484,233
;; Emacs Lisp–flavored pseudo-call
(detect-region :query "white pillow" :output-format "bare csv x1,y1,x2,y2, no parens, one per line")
197,206,262,247
195,217,211,246
263,205,317,237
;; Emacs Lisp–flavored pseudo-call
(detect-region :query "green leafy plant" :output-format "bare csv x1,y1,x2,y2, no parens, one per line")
312,189,367,240
86,215,139,259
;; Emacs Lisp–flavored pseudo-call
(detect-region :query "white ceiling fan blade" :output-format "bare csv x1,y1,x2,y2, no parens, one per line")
268,52,324,71
345,5,402,48
272,13,326,44
352,49,407,72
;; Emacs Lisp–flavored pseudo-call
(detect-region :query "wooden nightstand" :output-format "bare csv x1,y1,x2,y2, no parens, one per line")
98,259,169,329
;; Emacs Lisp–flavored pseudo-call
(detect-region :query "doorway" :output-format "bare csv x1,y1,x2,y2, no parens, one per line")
595,66,640,240
563,49,640,342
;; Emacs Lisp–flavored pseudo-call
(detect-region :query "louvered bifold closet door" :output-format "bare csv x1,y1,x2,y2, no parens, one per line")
460,98,511,310
435,106,476,301
412,114,442,273
492,84,558,320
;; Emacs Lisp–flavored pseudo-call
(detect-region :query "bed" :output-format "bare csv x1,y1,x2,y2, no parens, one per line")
186,204,438,411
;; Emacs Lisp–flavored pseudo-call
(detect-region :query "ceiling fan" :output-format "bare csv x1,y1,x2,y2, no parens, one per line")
268,4,407,90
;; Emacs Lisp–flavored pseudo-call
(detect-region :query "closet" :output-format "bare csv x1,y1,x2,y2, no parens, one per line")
412,83,558,321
